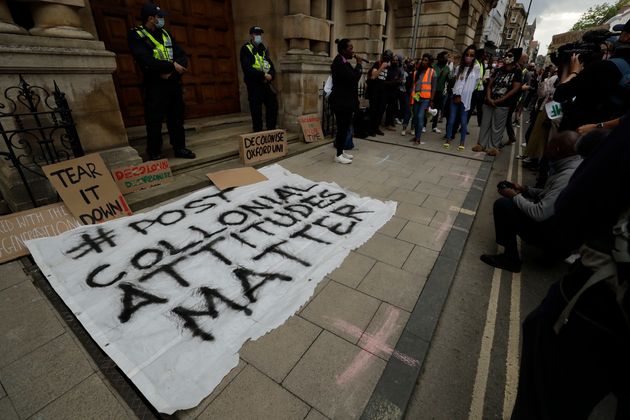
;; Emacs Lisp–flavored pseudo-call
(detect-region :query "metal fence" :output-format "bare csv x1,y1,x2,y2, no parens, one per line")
0,76,84,207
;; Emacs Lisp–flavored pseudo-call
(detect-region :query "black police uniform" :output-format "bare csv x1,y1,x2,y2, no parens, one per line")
240,32,278,133
128,22,194,159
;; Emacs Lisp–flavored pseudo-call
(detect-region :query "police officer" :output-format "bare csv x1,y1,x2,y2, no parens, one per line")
240,26,278,132
128,3,195,161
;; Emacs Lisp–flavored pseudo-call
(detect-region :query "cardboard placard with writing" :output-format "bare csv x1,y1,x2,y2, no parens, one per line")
239,129,287,165
111,159,174,194
0,203,82,264
206,167,268,190
297,114,324,143
43,154,133,224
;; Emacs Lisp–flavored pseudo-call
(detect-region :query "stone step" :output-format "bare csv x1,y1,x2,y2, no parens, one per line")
126,113,252,143
125,138,331,211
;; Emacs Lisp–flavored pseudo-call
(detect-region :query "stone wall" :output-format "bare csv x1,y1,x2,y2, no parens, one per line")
0,0,139,210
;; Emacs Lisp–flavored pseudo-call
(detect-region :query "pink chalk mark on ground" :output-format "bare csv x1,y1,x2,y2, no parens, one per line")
434,212,456,244
328,306,420,386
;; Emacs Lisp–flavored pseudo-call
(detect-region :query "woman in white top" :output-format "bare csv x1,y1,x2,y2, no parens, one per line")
444,45,481,150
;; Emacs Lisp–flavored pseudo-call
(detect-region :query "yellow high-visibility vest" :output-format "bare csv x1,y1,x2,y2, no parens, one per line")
246,43,271,73
411,68,435,104
135,27,173,61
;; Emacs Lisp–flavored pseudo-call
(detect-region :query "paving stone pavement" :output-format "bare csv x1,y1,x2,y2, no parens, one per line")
0,126,488,419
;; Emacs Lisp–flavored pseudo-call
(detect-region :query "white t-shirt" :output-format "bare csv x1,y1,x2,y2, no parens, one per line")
452,63,481,111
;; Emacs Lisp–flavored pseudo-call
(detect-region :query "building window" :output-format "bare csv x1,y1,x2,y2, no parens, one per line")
507,28,513,39
511,14,517,23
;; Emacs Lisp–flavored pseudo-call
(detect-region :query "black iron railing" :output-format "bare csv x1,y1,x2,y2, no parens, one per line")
0,76,84,207
320,81,367,137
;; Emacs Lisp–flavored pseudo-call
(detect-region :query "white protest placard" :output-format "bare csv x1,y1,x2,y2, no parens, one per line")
25,164,396,414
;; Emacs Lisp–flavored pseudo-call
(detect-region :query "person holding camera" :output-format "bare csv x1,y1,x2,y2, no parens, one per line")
554,20,630,132
367,50,393,136
480,131,581,272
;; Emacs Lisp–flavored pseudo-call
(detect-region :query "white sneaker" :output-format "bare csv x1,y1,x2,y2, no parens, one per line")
521,142,527,147
395,118,402,125
411,129,415,135
342,151,354,159
432,127,442,133
401,130,406,136
422,127,427,133
334,155,352,164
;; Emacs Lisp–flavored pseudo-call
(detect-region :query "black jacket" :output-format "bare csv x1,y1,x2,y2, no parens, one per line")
240,42,276,86
329,54,362,111
554,49,630,131
128,26,188,84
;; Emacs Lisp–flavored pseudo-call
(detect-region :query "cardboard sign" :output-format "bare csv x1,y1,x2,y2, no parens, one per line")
0,203,81,264
239,129,287,165
206,167,268,190
297,114,324,143
111,159,173,194
43,154,132,224
545,101,563,120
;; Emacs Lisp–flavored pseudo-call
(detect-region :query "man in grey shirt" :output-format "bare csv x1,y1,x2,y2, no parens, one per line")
480,131,581,272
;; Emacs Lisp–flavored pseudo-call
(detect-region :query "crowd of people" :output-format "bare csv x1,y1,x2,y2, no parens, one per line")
331,18,630,419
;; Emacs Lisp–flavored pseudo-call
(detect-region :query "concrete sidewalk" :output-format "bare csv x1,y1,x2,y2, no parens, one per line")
0,124,491,419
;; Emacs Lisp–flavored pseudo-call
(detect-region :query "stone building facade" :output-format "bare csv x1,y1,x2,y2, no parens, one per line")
500,0,525,52
0,0,495,210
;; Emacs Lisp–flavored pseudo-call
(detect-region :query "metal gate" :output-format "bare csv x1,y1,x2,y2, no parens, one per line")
0,76,84,208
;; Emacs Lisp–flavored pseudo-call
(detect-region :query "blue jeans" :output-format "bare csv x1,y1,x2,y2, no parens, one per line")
446,100,468,145
412,99,430,140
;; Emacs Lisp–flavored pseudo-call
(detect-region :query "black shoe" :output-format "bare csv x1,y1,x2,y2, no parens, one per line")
174,148,196,159
147,153,163,161
367,132,376,137
375,129,385,135
480,253,522,273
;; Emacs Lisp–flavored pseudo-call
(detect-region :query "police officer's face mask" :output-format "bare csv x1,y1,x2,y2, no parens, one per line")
155,17,165,29
253,35,263,46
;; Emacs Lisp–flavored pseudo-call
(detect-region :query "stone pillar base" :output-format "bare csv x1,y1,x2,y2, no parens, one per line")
98,146,143,169
278,54,332,134
0,164,58,212
29,25,93,39
0,21,27,34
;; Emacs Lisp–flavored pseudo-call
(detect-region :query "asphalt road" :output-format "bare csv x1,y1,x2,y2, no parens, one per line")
404,121,616,420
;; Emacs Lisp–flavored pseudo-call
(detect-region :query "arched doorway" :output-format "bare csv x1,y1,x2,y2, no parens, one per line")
454,0,470,52
90,0,240,127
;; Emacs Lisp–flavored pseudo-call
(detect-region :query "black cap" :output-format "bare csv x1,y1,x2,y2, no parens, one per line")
249,26,264,34
613,19,630,33
141,3,168,21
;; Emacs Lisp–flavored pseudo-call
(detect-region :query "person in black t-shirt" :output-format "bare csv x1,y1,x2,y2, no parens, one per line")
473,48,523,156
367,50,393,136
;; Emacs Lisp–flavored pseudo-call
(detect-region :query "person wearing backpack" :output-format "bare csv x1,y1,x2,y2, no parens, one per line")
553,20,630,131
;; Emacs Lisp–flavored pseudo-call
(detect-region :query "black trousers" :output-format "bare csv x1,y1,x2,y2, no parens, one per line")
467,89,484,126
144,81,186,156
493,196,549,252
505,106,516,142
511,264,630,420
430,91,445,129
368,93,386,134
247,84,278,132
384,90,399,127
333,107,353,156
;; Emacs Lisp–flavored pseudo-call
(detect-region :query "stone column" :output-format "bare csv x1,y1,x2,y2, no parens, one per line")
20,0,93,39
0,0,27,34
288,0,311,53
310,0,328,56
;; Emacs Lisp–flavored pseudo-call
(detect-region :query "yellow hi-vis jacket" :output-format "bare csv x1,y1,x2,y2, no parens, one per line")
245,43,271,73
134,27,173,61
411,68,435,104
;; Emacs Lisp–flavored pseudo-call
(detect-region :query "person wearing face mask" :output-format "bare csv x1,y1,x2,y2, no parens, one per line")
128,3,195,161
240,26,278,132
409,53,436,145
472,48,523,156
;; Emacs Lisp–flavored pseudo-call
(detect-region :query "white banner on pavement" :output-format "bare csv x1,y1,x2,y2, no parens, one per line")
26,164,396,414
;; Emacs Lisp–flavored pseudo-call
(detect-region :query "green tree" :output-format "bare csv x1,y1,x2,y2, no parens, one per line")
571,0,630,31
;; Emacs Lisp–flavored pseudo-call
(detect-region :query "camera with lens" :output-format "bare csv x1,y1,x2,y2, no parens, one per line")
497,180,515,190
550,29,614,67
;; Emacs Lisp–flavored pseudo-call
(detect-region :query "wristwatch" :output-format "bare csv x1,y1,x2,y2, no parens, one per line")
596,122,604,129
